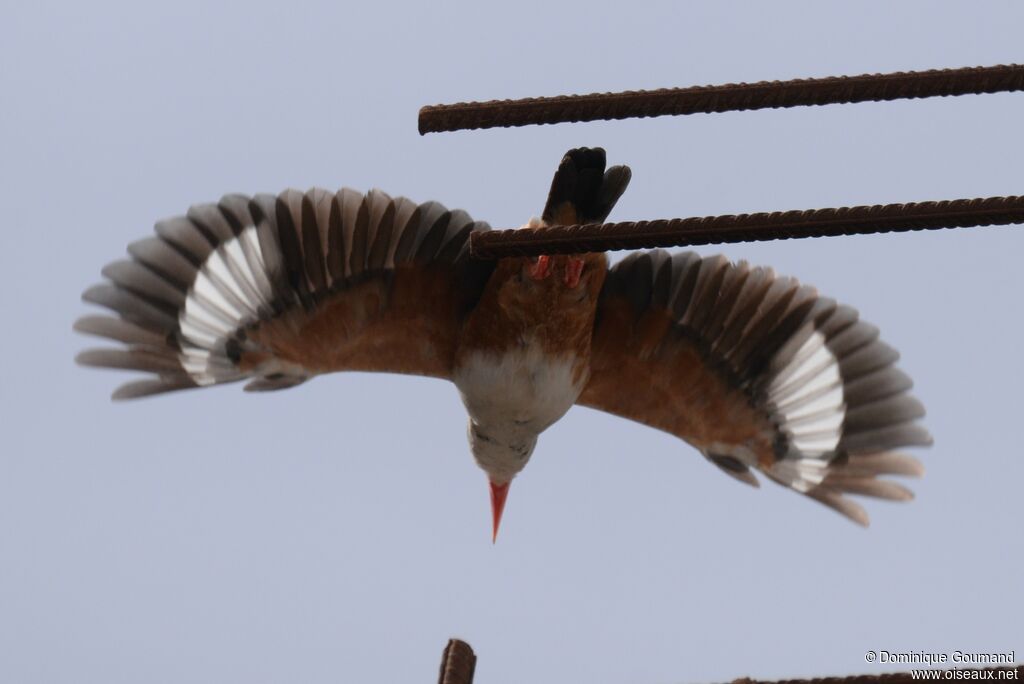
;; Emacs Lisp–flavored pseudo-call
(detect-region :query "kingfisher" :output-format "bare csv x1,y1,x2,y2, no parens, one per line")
76,147,930,539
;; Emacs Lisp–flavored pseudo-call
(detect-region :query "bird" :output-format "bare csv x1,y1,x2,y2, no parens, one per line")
75,147,931,540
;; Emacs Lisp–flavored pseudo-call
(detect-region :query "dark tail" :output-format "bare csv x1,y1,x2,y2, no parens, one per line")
542,147,631,225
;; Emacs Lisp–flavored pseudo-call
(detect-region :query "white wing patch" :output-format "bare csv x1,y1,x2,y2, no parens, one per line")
766,328,846,491
178,225,271,384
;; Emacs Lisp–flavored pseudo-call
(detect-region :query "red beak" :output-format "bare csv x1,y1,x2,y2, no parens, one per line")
489,480,511,543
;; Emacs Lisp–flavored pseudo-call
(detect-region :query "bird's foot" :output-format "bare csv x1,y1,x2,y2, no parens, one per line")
529,255,552,280
564,257,584,288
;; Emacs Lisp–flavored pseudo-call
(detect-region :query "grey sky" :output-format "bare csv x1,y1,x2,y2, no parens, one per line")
2,2,1022,683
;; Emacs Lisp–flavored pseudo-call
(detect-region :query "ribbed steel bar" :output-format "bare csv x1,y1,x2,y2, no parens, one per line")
420,63,1024,134
731,666,1023,684
470,195,1024,258
437,639,476,684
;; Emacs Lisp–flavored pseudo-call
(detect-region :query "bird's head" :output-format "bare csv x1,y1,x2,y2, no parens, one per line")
466,421,537,542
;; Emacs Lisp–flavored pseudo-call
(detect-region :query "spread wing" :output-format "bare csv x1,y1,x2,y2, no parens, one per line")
578,250,931,525
76,188,494,399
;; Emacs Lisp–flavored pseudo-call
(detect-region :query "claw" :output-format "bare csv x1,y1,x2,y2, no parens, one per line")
564,257,584,288
529,255,552,280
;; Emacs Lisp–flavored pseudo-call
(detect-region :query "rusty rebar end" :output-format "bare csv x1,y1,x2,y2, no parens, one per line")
438,638,477,684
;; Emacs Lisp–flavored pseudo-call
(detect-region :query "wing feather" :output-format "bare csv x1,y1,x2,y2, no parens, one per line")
77,188,493,399
366,195,397,271
300,191,328,293
580,250,930,525
346,192,371,278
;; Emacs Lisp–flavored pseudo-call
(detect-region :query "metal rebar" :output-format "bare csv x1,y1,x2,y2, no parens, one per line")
469,194,1024,258
437,639,476,684
419,63,1024,134
731,665,1023,684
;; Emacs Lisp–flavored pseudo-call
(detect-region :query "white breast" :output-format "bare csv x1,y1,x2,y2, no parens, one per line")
453,345,585,438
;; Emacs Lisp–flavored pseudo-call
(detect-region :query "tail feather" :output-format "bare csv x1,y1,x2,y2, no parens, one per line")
542,147,631,225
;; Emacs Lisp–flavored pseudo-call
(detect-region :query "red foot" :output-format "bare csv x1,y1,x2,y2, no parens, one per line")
564,257,584,288
529,255,552,280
